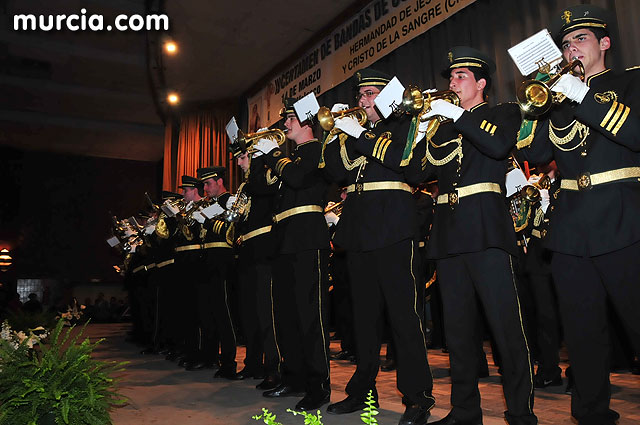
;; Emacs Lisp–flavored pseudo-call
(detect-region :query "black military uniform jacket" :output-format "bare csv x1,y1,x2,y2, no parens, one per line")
263,139,330,254
323,114,418,252
516,68,640,257
237,155,278,261
408,102,521,259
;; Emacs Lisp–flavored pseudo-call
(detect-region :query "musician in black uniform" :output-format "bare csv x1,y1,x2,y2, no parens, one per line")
323,69,435,425
196,166,241,380
257,99,332,411
515,6,640,424
407,48,537,425
231,142,282,390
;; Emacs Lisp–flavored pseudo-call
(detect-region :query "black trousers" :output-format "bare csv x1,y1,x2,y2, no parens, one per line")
551,241,640,425
199,248,236,369
237,257,281,376
345,239,434,407
527,271,561,380
272,249,330,392
330,249,356,354
437,248,537,425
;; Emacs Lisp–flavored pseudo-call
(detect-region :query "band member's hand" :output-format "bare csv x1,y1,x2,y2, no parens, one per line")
334,116,366,138
331,103,350,113
416,118,434,143
425,99,464,122
551,74,589,103
252,137,279,157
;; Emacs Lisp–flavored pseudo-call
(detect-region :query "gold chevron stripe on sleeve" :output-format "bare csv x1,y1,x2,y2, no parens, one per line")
379,139,392,162
611,105,630,136
600,101,620,128
606,103,626,132
480,120,488,130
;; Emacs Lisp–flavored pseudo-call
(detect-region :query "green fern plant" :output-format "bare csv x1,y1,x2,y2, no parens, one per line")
360,389,379,424
286,409,324,425
252,408,284,425
0,318,127,425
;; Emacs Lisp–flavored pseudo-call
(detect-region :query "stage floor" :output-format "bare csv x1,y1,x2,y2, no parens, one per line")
86,324,639,425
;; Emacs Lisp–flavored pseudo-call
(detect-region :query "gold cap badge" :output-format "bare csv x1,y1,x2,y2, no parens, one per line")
562,10,572,25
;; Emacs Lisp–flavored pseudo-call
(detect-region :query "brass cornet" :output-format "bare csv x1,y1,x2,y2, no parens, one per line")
401,87,460,118
235,128,287,154
317,106,368,133
516,59,584,117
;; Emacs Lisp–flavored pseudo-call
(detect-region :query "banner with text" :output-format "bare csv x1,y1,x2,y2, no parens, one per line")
247,0,476,130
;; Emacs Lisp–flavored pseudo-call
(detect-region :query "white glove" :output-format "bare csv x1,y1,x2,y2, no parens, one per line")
252,137,279,157
225,195,237,210
192,209,206,224
325,211,339,226
551,74,589,103
331,103,349,113
415,118,434,144
424,99,465,122
539,189,550,214
334,116,366,139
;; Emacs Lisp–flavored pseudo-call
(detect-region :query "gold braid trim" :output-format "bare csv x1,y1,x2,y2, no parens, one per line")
549,120,589,152
425,135,463,167
340,137,367,171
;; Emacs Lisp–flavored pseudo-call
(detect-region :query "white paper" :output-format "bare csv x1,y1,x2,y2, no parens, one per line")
508,29,563,77
375,76,405,119
144,224,156,235
226,117,239,143
505,168,530,197
192,209,206,224
161,201,181,217
201,203,225,220
294,93,320,123
106,236,120,247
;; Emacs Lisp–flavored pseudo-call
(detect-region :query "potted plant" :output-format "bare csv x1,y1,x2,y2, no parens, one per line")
0,318,127,425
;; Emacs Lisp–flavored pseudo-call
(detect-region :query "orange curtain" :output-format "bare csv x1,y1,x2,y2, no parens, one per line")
162,107,240,193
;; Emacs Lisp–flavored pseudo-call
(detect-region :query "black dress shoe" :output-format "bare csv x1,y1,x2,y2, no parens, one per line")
263,384,305,398
327,395,378,414
331,350,354,361
238,367,263,379
380,358,396,372
534,373,562,389
256,375,281,390
428,412,482,425
214,368,244,380
157,348,171,356
398,404,432,425
295,390,330,411
184,361,206,371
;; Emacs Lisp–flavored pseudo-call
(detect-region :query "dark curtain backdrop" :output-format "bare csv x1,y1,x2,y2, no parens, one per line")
162,107,241,192
316,0,638,111
0,147,161,283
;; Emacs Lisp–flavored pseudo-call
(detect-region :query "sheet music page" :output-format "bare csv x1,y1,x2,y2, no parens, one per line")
508,29,563,76
293,92,320,124
376,76,405,119
225,117,239,142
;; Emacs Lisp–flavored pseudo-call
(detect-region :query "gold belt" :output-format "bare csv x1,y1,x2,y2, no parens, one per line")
175,244,202,252
346,181,412,194
437,182,502,206
133,263,156,273
273,205,323,223
157,259,175,268
240,225,272,243
203,242,232,249
146,263,156,270
560,167,640,191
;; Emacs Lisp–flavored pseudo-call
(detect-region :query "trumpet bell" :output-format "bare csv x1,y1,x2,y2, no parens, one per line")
516,81,552,116
317,106,367,132
401,86,425,115
235,128,286,154
517,59,584,117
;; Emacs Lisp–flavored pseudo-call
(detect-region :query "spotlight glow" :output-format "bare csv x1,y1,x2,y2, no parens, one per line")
167,93,180,105
164,41,178,54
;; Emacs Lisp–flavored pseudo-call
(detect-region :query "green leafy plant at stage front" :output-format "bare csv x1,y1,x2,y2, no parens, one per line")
0,318,127,425
360,389,379,424
252,389,380,425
